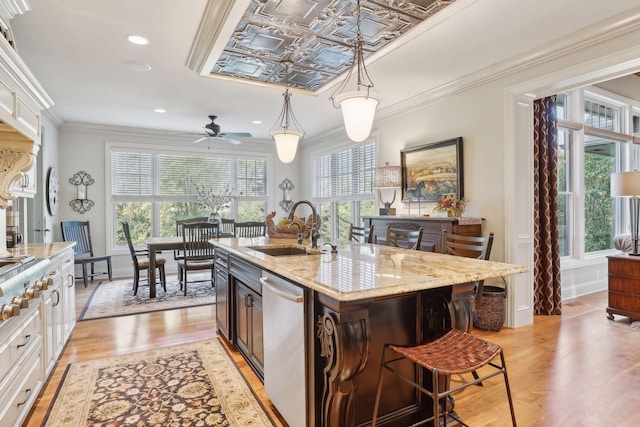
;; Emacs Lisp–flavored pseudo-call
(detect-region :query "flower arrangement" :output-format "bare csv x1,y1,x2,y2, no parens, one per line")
196,184,233,218
433,193,465,217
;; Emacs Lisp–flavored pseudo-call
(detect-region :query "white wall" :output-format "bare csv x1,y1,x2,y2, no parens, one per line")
57,124,298,278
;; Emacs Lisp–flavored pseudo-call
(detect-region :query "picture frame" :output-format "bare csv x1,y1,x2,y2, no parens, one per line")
401,137,463,202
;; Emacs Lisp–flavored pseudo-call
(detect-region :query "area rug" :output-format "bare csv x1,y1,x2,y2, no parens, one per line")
42,339,275,426
79,273,215,321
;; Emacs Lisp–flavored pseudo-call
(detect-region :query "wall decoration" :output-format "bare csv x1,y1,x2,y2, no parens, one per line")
69,171,95,214
46,167,59,215
401,137,463,202
278,178,294,212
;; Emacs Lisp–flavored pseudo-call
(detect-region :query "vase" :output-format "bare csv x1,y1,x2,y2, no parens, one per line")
447,210,455,217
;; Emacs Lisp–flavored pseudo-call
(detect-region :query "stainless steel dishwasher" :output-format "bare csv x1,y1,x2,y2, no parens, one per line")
260,271,305,427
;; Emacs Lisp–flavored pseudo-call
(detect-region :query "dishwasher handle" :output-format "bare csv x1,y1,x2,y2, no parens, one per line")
260,277,303,303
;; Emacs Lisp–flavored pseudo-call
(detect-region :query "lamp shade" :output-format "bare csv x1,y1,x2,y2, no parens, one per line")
376,162,401,188
272,130,302,163
336,91,381,142
611,171,640,197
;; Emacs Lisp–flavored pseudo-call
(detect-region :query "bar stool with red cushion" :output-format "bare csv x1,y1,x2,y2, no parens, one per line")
371,328,517,427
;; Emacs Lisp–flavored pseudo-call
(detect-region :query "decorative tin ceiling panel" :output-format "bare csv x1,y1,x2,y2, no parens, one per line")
210,0,456,91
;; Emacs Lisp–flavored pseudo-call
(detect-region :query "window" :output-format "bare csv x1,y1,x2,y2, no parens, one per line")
558,89,634,260
313,141,376,244
557,126,573,257
110,146,268,249
583,135,622,252
584,99,620,132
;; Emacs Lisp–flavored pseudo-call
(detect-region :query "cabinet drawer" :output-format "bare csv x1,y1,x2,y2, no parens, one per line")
0,309,40,385
0,351,42,427
608,276,640,295
609,292,640,314
608,258,640,277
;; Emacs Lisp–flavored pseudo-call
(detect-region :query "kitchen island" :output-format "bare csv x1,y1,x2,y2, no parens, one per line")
210,237,526,427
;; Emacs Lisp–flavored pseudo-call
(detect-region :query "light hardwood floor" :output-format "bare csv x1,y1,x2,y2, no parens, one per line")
23,282,640,427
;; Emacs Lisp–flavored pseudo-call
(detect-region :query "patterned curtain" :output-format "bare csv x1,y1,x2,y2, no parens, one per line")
533,96,562,315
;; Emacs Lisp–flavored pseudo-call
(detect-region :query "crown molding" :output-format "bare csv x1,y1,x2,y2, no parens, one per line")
378,5,640,120
0,0,30,30
185,0,250,76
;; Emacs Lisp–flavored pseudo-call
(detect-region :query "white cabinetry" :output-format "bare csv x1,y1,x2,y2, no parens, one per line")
0,304,44,427
61,249,75,341
42,249,72,375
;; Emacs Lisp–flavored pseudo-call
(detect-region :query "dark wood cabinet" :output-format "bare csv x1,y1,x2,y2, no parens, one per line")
230,255,264,378
363,216,482,252
607,254,640,320
214,249,230,340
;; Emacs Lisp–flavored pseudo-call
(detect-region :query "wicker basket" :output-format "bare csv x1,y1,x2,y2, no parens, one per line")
474,285,506,331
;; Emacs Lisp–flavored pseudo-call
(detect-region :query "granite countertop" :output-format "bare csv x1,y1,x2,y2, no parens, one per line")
7,242,75,260
210,237,527,302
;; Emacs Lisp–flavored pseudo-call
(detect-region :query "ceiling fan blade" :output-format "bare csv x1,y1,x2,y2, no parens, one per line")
220,136,242,145
221,132,252,138
193,136,207,144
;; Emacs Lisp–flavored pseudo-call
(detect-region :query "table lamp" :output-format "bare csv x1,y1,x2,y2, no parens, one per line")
611,171,640,255
376,162,401,215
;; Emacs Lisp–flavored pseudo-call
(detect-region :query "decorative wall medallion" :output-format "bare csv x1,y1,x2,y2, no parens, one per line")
46,167,59,215
279,178,295,212
69,171,95,214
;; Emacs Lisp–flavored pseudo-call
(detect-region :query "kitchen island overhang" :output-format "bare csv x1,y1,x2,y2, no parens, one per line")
210,237,526,427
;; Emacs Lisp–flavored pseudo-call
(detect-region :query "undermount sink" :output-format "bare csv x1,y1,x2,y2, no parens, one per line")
248,246,322,257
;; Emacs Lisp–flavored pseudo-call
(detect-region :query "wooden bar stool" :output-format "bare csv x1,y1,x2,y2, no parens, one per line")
371,328,517,427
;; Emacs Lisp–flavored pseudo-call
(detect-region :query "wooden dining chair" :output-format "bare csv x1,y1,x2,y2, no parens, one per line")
174,217,210,269
348,223,374,243
121,222,167,295
219,218,236,236
442,231,495,332
178,222,217,295
61,221,112,287
234,221,266,237
385,226,423,250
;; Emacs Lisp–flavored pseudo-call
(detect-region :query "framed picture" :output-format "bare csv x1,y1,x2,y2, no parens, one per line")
401,137,463,202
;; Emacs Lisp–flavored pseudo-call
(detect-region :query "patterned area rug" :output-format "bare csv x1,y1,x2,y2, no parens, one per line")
79,273,215,320
43,339,275,426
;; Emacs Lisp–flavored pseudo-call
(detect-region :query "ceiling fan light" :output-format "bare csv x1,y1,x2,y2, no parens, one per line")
271,130,302,163
336,91,381,142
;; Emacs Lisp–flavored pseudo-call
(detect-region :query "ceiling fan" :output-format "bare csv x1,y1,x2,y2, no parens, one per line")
192,115,252,145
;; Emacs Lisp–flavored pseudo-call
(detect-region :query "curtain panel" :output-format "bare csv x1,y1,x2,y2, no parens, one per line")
533,96,562,315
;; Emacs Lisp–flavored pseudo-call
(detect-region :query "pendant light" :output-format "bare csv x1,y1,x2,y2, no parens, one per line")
271,60,304,163
329,0,380,142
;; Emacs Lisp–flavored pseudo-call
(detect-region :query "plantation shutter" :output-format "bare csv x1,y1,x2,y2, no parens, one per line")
313,142,375,202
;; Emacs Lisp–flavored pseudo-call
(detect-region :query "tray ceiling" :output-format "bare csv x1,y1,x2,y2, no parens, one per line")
207,0,456,91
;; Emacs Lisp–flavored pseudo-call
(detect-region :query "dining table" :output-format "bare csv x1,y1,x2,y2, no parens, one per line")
144,230,234,298
144,236,184,298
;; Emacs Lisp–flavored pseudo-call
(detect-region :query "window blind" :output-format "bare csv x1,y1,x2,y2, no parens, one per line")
111,150,232,197
313,142,375,201
237,159,267,196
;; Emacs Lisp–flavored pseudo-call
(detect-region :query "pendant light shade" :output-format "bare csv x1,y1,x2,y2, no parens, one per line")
329,0,380,142
272,129,303,164
271,61,304,163
335,91,380,142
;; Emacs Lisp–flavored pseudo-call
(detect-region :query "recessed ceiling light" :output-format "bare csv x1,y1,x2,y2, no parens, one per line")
154,108,167,113
123,60,151,72
252,120,263,124
127,34,149,45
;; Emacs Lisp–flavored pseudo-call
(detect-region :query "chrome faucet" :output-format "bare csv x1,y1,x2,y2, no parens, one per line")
288,200,320,249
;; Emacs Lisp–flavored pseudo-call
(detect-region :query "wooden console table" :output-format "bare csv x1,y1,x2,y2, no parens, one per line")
607,254,640,320
362,215,483,253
